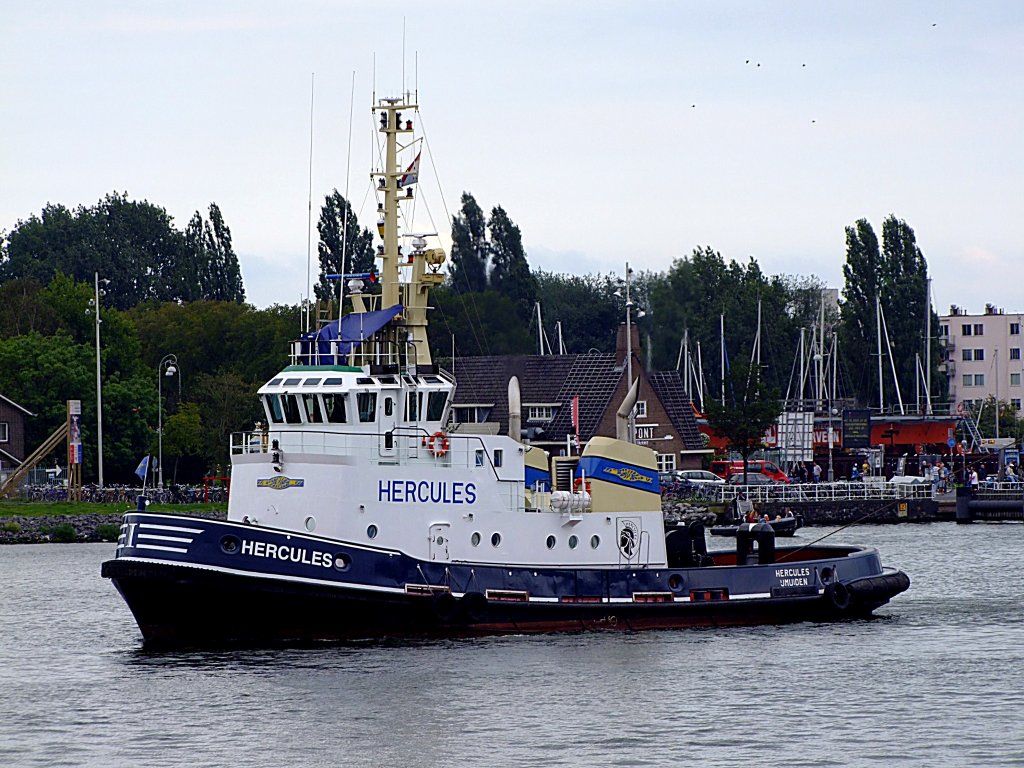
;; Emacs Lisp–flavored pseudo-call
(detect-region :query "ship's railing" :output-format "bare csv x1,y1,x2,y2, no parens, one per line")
716,480,934,504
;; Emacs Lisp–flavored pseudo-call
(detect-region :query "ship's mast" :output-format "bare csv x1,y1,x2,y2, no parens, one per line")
372,95,444,368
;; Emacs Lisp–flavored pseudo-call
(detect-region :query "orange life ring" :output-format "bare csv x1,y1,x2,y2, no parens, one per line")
573,477,592,494
427,431,449,457
956,402,965,415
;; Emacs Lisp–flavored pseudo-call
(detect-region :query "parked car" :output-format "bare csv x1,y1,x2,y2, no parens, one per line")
675,469,725,485
712,460,790,483
725,472,779,485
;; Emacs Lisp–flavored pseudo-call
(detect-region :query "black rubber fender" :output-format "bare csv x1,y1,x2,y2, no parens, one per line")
432,592,459,624
461,591,488,623
825,581,851,612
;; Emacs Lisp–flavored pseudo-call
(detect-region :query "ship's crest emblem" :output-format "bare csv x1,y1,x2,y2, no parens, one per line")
602,466,653,485
257,476,305,490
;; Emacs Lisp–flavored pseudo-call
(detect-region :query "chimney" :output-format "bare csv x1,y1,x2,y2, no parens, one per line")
615,322,641,365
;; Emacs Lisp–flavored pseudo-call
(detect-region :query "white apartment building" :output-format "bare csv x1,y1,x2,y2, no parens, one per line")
940,306,1024,412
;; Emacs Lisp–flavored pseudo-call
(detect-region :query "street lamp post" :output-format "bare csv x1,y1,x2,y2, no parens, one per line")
87,274,110,488
157,354,180,489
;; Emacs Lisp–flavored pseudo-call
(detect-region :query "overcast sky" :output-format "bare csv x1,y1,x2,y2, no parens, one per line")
3,1,1021,318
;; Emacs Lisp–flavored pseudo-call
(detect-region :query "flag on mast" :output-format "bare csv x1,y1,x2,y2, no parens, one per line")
399,151,421,187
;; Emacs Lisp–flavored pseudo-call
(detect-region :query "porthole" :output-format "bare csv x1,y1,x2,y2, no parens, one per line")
668,574,683,591
491,532,502,547
820,566,834,584
220,535,240,554
334,552,351,571
304,516,316,532
471,532,481,547
590,534,601,549
545,535,556,550
568,535,579,550
367,524,378,540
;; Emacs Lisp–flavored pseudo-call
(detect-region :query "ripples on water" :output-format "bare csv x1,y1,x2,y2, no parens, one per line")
1,524,1022,767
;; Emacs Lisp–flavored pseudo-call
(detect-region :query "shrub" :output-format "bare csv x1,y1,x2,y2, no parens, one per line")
2,521,22,534
95,523,121,542
49,523,78,542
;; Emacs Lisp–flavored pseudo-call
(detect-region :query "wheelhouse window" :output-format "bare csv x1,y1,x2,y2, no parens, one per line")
303,394,324,423
426,391,448,422
406,392,421,421
324,393,347,423
493,449,503,468
0,422,8,442
384,397,394,417
282,394,303,424
265,395,284,423
357,392,378,423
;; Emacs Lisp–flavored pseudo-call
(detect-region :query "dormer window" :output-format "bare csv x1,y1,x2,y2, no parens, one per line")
526,406,554,422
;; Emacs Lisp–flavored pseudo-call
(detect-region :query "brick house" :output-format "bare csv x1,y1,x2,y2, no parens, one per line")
0,393,33,483
450,325,710,471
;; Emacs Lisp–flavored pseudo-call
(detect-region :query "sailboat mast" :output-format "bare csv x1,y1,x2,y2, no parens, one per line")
925,277,932,415
876,296,884,412
720,313,726,407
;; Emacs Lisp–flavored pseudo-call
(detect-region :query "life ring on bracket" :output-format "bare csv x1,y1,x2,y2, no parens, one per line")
956,402,965,415
573,477,592,494
426,431,450,458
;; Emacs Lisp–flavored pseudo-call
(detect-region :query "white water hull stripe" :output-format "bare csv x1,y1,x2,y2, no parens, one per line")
139,523,205,535
112,557,814,604
137,534,194,544
136,544,190,554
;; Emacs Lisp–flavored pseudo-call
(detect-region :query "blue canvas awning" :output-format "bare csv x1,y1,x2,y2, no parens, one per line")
299,304,403,365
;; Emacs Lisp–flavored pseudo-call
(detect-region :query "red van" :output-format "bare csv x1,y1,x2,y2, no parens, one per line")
710,459,790,483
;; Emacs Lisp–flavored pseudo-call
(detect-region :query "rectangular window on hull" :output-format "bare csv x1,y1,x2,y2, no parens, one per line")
357,392,377,423
324,394,347,423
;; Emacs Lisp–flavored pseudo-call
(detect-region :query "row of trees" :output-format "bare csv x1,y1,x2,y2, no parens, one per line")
0,187,957,482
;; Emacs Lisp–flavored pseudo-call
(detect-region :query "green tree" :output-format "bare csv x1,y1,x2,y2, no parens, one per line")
162,402,204,482
193,372,264,470
2,194,245,309
534,271,623,353
488,205,537,319
314,190,375,302
839,215,937,409
447,192,488,293
0,278,58,337
704,359,782,482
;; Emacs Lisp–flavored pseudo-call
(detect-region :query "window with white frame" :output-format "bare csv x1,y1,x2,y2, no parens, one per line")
634,400,648,418
974,323,985,335
963,374,973,387
974,374,985,386
962,324,973,336
1012,348,1021,360
657,453,676,472
1011,322,1020,336
0,422,8,442
526,405,554,422
1011,373,1021,387
962,349,972,362
1013,399,1022,410
974,348,985,361
939,324,949,337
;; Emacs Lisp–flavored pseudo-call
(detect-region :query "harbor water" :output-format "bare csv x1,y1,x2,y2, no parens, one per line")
1,523,1022,767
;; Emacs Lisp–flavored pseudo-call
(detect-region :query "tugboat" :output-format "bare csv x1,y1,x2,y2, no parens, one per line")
102,93,910,648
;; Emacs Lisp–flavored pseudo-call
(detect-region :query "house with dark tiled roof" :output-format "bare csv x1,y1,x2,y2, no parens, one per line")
450,325,711,471
0,393,33,484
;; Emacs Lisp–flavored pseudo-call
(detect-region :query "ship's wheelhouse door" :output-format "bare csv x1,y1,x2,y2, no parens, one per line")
379,391,398,458
429,523,450,562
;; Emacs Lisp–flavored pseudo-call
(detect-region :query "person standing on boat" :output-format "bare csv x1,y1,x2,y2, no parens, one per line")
969,467,980,494
812,462,822,483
